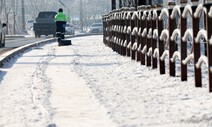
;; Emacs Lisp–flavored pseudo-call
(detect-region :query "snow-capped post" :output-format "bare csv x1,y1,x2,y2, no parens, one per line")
158,8,169,74
113,11,116,52
204,3,212,92
115,10,120,53
130,7,136,60
122,8,128,56
108,13,112,48
103,14,109,46
126,8,131,57
170,5,182,78
136,7,142,62
180,6,189,81
102,15,105,44
114,10,119,53
111,12,115,51
110,12,114,49
168,3,177,77
120,8,126,56
192,5,202,87
146,6,152,67
152,9,158,69
115,10,120,54
140,6,147,65
120,9,123,55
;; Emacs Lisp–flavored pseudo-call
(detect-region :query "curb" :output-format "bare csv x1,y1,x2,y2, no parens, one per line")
0,33,102,67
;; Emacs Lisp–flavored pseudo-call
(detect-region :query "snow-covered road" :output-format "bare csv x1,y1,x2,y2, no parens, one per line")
0,35,212,127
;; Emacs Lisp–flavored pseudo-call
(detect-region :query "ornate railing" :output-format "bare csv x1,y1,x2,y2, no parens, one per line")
103,2,212,92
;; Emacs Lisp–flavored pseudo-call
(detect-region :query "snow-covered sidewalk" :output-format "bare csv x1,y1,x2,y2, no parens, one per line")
0,35,212,127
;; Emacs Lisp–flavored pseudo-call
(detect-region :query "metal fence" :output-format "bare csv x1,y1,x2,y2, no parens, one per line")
103,2,212,92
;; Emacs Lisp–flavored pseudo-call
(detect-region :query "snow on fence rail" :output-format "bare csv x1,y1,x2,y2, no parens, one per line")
102,2,212,92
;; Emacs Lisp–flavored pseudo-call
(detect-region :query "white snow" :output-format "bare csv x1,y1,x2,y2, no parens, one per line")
195,55,208,68
210,36,212,45
182,5,193,18
170,5,181,19
209,6,212,17
159,29,169,41
123,40,127,47
153,29,158,39
194,4,207,18
131,11,138,20
132,42,138,51
142,11,147,20
126,12,131,20
195,29,207,43
171,29,181,41
147,11,152,21
170,51,181,62
147,47,152,57
141,45,147,54
182,28,193,42
132,27,138,35
152,10,157,20
153,48,159,58
142,28,147,37
147,28,152,38
158,8,169,21
0,35,212,127
137,44,142,51
160,50,169,61
127,41,132,49
127,26,131,34
182,53,194,65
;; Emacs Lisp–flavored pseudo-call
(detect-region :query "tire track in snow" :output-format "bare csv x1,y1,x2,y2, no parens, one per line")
29,45,56,125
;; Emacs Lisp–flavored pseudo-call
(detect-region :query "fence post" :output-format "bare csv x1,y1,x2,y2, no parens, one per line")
116,10,120,54
126,8,131,57
131,7,136,60
120,8,125,56
122,8,127,56
152,8,158,69
108,13,112,49
140,6,147,65
137,8,141,62
192,5,202,87
146,6,152,67
157,8,166,74
180,6,188,81
102,15,106,45
205,3,212,92
169,7,176,77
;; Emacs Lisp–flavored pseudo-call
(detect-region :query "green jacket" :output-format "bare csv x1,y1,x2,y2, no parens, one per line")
54,12,68,22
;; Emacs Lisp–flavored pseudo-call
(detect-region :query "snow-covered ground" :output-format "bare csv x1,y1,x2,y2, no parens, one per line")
0,35,212,127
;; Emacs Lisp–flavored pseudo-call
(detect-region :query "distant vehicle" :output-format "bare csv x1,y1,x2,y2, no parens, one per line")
26,19,34,30
33,11,57,38
0,21,6,47
65,23,75,35
87,23,103,33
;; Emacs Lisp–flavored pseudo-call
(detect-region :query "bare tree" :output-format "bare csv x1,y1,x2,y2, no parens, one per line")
0,0,5,16
26,0,58,19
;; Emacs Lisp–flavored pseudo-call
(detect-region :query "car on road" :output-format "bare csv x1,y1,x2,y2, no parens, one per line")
26,19,34,30
33,11,57,38
87,23,103,33
65,23,75,35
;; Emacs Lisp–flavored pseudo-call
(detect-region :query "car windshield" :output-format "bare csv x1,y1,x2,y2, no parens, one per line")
27,20,34,23
38,12,57,18
91,23,103,27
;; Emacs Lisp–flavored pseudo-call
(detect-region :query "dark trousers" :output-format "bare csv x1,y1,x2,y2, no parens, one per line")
56,21,66,33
